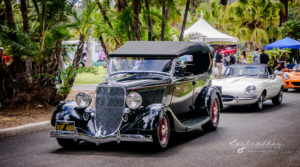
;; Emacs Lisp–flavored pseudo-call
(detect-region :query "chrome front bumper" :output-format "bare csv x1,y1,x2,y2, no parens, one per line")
222,95,257,105
50,129,153,145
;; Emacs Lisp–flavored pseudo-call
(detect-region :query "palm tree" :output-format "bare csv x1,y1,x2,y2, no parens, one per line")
132,0,142,40
279,0,291,26
145,0,153,40
3,0,14,28
224,0,281,48
179,0,190,41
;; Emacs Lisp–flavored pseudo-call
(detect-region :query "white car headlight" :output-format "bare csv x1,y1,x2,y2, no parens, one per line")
126,92,142,110
76,92,92,108
245,85,256,95
283,72,289,80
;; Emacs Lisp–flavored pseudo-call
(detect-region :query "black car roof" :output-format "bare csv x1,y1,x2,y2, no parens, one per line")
109,41,211,57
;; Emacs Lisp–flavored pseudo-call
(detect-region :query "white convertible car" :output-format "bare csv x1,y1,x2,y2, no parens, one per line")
212,64,284,110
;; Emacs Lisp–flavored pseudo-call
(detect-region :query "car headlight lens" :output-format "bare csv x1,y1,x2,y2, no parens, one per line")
76,92,92,108
283,72,289,80
245,85,256,95
126,92,142,110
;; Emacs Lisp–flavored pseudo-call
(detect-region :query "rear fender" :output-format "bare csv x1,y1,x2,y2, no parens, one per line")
205,86,223,112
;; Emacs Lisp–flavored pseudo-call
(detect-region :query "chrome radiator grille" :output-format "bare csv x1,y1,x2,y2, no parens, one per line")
95,86,125,136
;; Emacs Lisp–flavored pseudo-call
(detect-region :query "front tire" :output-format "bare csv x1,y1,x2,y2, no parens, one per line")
272,89,283,105
56,138,79,148
152,113,170,150
202,93,220,132
255,94,264,111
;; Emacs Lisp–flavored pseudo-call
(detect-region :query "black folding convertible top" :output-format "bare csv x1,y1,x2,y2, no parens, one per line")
110,41,212,57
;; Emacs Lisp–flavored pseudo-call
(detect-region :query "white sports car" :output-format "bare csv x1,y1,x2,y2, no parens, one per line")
212,64,284,110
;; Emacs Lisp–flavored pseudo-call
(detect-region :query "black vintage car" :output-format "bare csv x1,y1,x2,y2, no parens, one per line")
50,41,223,149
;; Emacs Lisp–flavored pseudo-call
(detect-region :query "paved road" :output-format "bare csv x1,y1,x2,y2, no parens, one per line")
0,91,300,167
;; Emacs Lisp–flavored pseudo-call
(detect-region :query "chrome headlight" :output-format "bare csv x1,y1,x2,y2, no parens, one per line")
245,85,256,95
126,92,142,110
283,72,289,80
76,92,92,108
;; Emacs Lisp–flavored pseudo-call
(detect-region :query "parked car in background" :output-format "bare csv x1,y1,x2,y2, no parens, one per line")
282,64,300,91
50,41,222,150
212,64,284,110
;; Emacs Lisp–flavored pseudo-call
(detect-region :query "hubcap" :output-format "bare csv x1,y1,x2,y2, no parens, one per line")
258,96,263,109
158,116,169,147
279,90,283,102
212,99,219,124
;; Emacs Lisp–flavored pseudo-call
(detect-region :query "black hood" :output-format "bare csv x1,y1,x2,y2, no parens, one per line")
100,74,171,89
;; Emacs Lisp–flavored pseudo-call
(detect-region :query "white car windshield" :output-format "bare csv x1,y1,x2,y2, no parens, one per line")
293,64,300,72
224,66,265,77
110,57,173,75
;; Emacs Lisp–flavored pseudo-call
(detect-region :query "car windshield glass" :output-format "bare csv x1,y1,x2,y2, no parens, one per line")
224,66,263,77
110,57,173,75
293,64,300,72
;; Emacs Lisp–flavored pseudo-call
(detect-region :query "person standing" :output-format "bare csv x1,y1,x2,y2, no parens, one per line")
224,52,230,66
240,51,247,64
260,49,269,64
229,52,236,65
252,48,260,64
215,49,223,79
0,47,12,66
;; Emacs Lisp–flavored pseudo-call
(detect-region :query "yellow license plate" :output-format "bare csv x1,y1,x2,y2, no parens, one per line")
56,121,75,132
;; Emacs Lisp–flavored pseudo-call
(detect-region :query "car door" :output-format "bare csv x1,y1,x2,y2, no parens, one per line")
267,66,281,97
169,55,194,119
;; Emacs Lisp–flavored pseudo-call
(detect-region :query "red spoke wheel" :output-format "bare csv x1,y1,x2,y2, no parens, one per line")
202,93,220,132
153,113,170,150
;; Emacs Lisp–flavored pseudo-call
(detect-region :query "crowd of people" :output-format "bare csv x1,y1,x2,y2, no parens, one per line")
214,47,292,79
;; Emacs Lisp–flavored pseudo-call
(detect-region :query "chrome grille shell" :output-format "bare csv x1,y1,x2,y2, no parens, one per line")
95,85,126,136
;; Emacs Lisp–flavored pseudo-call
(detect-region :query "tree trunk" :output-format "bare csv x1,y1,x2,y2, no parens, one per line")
99,35,109,57
161,0,166,41
279,0,289,26
220,0,227,6
20,0,32,82
145,0,152,41
67,33,85,87
179,0,190,41
97,1,120,46
86,31,94,67
4,0,15,28
132,0,141,40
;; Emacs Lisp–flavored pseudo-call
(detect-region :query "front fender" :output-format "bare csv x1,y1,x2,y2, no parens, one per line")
132,104,168,131
50,100,97,135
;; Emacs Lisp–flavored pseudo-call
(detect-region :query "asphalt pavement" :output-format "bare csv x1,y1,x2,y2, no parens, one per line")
0,91,299,167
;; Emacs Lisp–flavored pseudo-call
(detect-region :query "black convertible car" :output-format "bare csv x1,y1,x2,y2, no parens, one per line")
50,41,223,149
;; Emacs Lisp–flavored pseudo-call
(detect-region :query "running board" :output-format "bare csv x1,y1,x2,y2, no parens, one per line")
182,116,210,131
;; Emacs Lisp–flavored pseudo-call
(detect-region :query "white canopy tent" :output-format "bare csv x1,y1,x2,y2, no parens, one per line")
184,14,238,43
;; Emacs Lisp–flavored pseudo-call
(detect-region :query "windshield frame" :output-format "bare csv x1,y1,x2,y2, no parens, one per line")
292,64,300,72
108,57,176,77
223,66,265,78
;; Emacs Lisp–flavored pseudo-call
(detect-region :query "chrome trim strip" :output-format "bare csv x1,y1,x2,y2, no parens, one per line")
50,130,153,144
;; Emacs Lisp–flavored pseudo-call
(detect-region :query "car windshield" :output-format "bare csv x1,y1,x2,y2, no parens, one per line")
110,57,173,75
292,64,300,72
224,66,264,78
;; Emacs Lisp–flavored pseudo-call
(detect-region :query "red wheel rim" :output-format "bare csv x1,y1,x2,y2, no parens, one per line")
212,99,219,124
158,116,169,147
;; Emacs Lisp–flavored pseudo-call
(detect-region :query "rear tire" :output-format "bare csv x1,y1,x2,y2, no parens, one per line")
56,138,79,148
272,89,283,105
202,93,220,132
152,113,170,150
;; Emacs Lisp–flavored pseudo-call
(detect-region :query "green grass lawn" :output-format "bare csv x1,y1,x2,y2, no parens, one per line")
74,67,108,85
